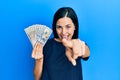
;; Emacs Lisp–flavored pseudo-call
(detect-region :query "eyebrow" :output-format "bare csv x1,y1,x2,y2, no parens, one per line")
66,24,71,26
56,24,71,26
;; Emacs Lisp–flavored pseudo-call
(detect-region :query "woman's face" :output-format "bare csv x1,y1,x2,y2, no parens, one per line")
56,17,75,41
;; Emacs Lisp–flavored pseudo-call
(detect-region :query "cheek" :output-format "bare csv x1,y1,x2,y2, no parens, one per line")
69,26,75,35
56,29,61,34
69,29,75,35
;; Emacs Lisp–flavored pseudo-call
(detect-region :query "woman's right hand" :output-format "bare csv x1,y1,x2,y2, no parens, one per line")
32,43,43,60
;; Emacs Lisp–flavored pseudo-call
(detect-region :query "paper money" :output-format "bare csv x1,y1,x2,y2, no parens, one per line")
24,24,52,47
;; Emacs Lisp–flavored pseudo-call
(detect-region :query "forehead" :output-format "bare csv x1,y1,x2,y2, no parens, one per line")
56,17,73,25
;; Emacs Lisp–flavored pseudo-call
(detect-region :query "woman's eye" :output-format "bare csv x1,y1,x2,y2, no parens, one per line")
56,25,62,28
66,25,71,28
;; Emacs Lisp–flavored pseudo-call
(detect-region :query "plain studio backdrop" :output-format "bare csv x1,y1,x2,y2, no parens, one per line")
0,0,120,80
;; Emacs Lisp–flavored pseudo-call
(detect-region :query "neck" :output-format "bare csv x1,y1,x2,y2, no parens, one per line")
54,38,62,42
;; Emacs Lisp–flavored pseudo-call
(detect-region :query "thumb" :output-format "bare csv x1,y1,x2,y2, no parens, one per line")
62,39,73,48
66,49,76,66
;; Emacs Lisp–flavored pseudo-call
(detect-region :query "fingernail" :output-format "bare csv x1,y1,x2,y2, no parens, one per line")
72,60,76,66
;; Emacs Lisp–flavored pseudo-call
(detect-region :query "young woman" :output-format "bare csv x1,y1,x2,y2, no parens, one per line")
32,7,90,80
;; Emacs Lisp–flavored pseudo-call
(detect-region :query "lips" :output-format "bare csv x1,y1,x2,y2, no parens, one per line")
61,35,69,40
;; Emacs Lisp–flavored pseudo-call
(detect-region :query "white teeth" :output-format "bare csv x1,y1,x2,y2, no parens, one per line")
62,36,68,39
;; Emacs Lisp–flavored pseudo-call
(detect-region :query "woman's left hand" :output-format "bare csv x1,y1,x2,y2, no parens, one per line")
72,39,85,59
62,39,86,66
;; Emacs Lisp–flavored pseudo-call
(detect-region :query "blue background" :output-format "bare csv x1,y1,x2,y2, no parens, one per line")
0,0,120,80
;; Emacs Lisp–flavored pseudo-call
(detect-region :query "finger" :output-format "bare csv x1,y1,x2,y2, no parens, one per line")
62,39,73,48
32,43,38,58
34,43,39,59
35,52,43,59
73,50,83,59
70,58,76,66
72,39,85,58
35,44,43,59
73,54,79,59
32,43,39,59
66,50,76,66
32,50,35,58
34,43,38,52
81,41,85,56
73,46,82,58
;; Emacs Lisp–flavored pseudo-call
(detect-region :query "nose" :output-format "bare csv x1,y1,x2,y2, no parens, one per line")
62,28,67,35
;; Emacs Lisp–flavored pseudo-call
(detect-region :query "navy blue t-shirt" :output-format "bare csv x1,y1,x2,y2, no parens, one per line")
41,38,87,80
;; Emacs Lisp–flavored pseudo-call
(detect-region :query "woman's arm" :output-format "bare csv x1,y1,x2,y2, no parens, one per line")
34,59,43,80
32,43,44,80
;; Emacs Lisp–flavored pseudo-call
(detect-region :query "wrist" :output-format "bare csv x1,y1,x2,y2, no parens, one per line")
35,58,43,62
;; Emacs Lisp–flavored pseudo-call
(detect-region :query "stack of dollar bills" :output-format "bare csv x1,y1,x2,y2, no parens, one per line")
24,24,52,47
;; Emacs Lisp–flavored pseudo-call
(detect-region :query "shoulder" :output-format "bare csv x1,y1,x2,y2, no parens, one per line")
45,38,54,45
43,38,55,55
43,38,54,49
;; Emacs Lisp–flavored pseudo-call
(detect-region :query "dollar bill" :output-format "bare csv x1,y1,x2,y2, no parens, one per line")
24,25,36,47
24,24,52,47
